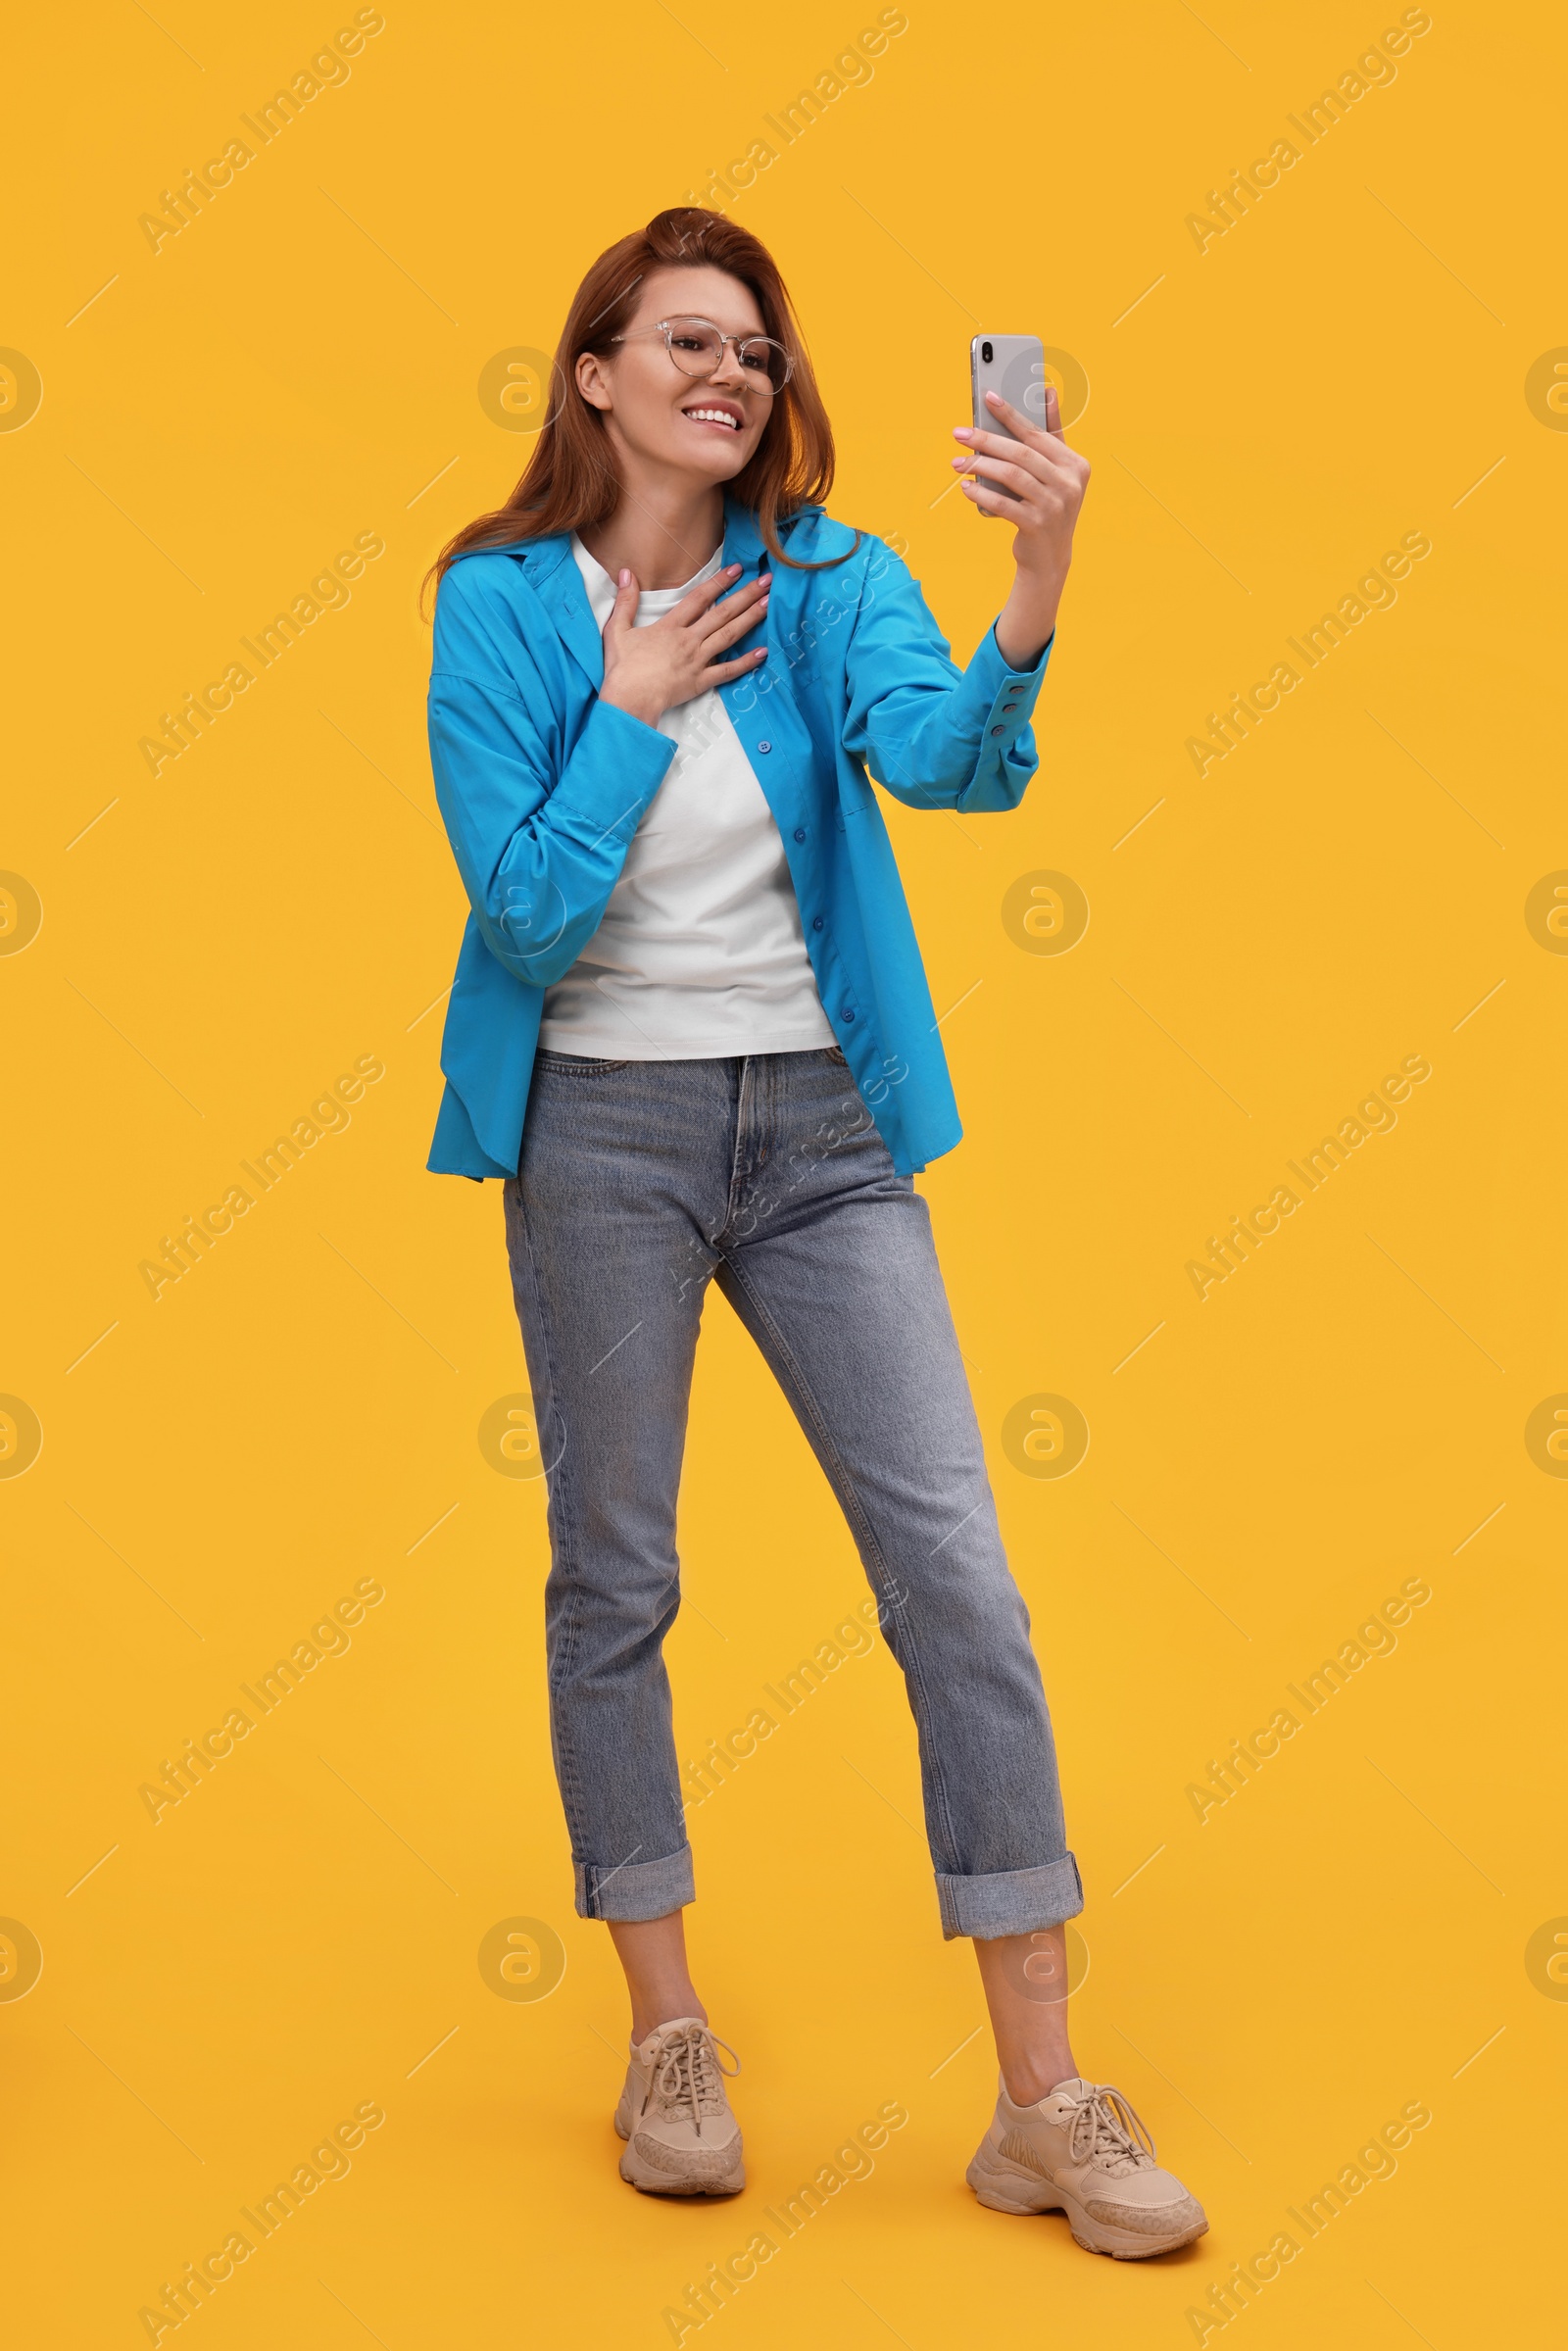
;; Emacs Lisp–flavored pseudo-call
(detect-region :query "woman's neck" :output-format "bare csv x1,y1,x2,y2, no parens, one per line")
577,465,726,590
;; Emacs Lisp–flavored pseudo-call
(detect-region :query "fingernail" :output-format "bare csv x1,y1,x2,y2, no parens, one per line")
954,426,973,439
618,569,631,586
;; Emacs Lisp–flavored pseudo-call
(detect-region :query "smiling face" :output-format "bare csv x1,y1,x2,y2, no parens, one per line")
575,265,778,489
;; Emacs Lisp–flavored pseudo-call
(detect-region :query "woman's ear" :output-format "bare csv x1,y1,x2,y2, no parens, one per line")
575,349,612,413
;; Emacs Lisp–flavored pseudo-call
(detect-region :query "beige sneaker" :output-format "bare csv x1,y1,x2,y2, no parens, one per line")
967,2076,1206,2259
613,2017,744,2196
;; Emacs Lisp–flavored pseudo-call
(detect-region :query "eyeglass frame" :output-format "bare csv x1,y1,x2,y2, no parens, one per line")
608,315,797,396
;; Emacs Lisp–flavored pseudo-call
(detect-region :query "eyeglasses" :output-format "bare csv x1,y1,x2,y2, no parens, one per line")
610,315,796,397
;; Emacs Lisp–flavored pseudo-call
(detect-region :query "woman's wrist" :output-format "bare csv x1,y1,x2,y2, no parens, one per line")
995,573,1062,671
601,682,665,728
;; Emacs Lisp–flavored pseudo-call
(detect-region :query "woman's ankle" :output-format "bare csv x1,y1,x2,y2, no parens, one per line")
630,1993,707,2042
1001,2052,1078,2107
610,1912,706,2043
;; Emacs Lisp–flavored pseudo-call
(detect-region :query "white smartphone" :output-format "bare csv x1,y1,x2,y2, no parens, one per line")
970,334,1047,508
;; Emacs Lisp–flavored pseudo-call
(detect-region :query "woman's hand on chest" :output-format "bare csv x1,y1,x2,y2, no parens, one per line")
599,564,772,728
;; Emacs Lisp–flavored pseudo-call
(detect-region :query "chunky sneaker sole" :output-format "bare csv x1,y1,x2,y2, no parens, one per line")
966,2132,1204,2257
612,2018,746,2197
613,2095,745,2196
965,2079,1208,2261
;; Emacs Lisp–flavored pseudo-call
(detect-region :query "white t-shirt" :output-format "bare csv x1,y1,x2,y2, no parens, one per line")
537,537,836,1059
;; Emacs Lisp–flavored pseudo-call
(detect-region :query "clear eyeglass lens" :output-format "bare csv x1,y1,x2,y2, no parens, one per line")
663,318,791,393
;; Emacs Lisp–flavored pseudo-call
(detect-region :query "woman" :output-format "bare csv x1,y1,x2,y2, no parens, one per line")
424,207,1205,2261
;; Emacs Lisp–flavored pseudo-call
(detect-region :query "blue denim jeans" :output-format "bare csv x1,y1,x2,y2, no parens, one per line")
502,1046,1083,1939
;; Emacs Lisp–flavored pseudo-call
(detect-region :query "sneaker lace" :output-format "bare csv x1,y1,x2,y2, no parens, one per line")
650,2024,741,2132
1064,2083,1157,2177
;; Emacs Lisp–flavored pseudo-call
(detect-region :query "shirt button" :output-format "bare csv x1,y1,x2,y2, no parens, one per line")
1003,702,1018,711
793,826,806,842
758,739,772,753
990,725,1004,736
842,1007,856,1022
811,915,823,930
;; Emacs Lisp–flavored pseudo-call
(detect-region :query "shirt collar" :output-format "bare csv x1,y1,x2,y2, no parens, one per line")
721,496,766,571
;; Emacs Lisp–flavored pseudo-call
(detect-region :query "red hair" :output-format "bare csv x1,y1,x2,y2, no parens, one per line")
426,208,855,606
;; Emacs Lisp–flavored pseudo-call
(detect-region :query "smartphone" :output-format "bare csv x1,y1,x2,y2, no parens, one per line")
970,334,1047,508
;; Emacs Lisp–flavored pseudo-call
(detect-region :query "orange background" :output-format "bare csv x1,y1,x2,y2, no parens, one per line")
3,0,1563,2342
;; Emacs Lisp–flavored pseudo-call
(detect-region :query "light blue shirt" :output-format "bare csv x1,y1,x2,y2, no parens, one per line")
426,496,1053,1179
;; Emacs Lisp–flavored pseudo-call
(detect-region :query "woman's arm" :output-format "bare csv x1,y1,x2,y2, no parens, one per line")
955,383,1091,669
840,550,1051,814
842,385,1089,815
427,561,676,989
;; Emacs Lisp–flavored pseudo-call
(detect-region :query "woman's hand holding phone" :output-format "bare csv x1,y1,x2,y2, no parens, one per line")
953,384,1091,670
599,565,770,729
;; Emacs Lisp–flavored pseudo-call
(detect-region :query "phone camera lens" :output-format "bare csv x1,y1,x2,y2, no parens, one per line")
980,341,993,364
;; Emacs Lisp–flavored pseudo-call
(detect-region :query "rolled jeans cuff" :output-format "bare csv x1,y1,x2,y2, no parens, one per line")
576,1842,696,1923
936,1852,1084,1940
